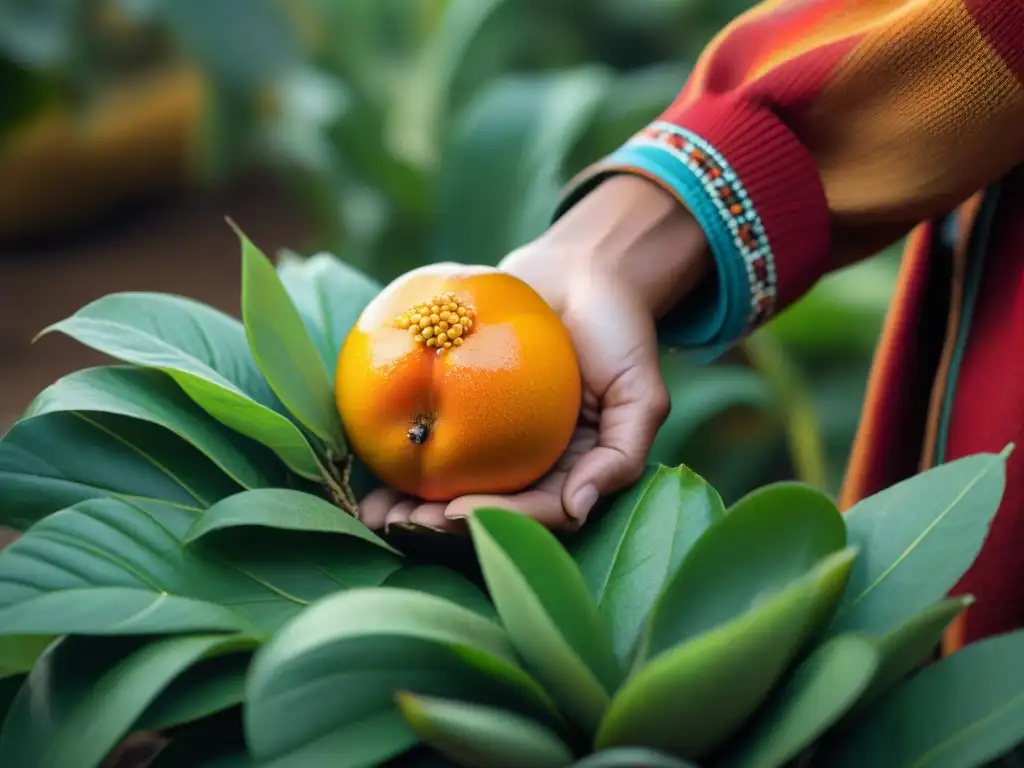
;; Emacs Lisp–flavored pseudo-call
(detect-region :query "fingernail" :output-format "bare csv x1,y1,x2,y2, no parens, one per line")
571,485,599,520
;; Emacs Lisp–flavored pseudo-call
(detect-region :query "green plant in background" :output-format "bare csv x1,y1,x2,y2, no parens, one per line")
0,0,902,502
0,235,1021,767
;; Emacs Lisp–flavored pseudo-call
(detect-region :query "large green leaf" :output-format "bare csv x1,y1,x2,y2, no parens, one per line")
727,633,880,768
858,596,973,709
831,629,1024,768
191,76,263,185
0,587,251,635
829,451,1008,638
764,255,898,358
436,68,610,264
0,0,76,68
0,636,51,678
382,566,497,622
40,292,323,478
568,62,688,170
0,497,401,637
387,0,513,169
571,749,699,768
596,549,857,758
276,251,382,378
157,0,301,91
21,365,286,491
640,482,846,662
396,692,573,768
137,650,252,731
0,634,249,768
569,464,725,663
183,488,397,555
469,507,621,734
244,587,560,767
237,230,347,452
650,360,773,468
0,411,241,529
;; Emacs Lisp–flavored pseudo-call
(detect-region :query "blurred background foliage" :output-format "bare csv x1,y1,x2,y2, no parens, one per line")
0,0,899,506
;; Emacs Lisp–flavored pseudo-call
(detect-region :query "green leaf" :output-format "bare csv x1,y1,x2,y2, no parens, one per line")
191,77,262,185
830,451,1008,637
0,588,251,636
276,251,383,379
0,411,241,529
137,650,251,731
0,497,400,637
569,62,688,169
183,488,398,555
40,292,323,478
386,0,513,169
0,0,76,68
596,549,858,759
157,0,301,92
569,464,725,663
858,596,974,709
570,749,699,768
469,507,621,734
650,360,773,469
0,636,51,678
396,693,573,768
382,566,497,622
436,68,610,264
727,633,880,768
831,629,1024,768
640,482,846,662
763,255,898,358
245,587,560,767
237,228,347,452
0,634,245,768
22,366,286,491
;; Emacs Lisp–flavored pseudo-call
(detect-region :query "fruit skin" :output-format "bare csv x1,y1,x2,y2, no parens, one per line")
335,262,582,502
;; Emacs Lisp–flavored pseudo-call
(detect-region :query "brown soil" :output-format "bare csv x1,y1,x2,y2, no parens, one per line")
0,172,312,548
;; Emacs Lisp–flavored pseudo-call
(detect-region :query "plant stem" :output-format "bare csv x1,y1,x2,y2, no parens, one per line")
317,454,358,516
742,331,829,492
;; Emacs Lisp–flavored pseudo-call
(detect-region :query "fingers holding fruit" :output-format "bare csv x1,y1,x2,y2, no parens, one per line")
336,262,583,525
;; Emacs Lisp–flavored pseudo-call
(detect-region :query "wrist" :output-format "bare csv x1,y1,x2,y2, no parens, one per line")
542,174,711,318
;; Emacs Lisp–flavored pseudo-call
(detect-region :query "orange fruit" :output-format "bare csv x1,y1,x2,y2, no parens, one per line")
334,262,582,501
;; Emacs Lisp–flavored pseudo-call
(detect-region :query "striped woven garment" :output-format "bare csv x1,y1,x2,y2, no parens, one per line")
555,0,1024,649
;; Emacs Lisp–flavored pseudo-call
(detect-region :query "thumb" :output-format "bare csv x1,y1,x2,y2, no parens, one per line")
563,358,670,521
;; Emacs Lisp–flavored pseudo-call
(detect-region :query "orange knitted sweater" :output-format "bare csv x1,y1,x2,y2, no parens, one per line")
557,0,1024,649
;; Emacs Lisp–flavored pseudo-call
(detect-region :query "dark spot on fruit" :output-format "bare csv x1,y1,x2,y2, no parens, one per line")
407,424,429,444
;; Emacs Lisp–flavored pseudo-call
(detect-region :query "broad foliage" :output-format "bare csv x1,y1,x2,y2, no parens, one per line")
0,237,1021,767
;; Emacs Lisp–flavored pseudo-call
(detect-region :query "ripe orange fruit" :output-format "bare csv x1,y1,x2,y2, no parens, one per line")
335,262,582,502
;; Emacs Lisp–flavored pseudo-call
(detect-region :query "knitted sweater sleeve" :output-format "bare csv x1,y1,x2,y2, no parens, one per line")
555,0,1024,362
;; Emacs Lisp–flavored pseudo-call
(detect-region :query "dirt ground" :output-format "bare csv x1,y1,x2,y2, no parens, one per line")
0,173,311,547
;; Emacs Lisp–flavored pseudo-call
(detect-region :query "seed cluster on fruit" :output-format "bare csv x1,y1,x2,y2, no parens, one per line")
394,291,477,355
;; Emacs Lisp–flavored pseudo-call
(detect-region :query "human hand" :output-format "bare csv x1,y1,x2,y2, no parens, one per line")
359,175,710,534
